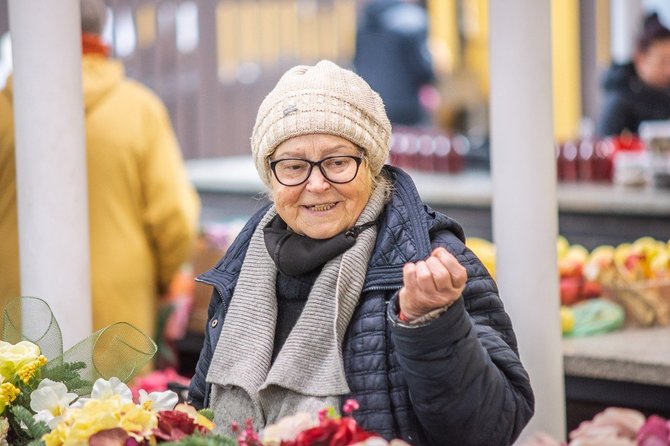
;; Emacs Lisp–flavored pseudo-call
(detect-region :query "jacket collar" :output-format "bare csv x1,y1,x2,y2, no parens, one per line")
362,165,458,290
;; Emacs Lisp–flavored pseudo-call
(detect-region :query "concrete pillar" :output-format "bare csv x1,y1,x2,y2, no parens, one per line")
610,0,644,64
489,0,565,441
9,0,91,349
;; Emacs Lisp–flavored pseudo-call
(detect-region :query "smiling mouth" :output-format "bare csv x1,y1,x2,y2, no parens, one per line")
307,203,336,212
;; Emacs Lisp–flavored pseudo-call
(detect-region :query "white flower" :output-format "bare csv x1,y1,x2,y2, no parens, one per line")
29,379,77,428
91,377,133,402
262,412,316,445
138,389,178,412
71,376,134,409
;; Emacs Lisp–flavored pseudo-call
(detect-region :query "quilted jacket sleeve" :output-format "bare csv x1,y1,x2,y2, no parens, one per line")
389,230,534,446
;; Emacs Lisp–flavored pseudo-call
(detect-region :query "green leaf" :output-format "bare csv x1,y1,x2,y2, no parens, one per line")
8,405,49,445
41,361,93,395
198,407,215,421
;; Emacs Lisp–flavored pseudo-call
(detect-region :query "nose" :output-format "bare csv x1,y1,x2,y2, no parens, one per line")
304,165,331,193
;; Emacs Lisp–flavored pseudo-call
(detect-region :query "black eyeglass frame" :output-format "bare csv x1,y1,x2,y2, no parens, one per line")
268,155,364,186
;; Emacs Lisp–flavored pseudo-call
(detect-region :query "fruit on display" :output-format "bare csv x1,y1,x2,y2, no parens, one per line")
466,234,670,329
585,236,670,326
585,237,670,283
560,306,575,334
558,240,602,306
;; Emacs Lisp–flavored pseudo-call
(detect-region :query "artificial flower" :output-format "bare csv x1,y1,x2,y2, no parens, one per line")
92,377,134,403
637,415,670,446
173,403,215,431
154,408,207,441
30,378,78,428
0,416,8,446
0,340,43,382
0,382,20,415
73,376,134,409
16,355,47,385
138,388,178,412
130,367,190,400
88,427,134,446
290,416,375,446
262,412,316,445
43,394,157,445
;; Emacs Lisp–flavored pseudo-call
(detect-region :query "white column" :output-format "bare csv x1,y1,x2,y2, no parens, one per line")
9,0,91,348
610,0,644,64
489,0,565,442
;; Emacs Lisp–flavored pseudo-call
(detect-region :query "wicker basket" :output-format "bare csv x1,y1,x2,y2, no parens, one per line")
602,278,670,326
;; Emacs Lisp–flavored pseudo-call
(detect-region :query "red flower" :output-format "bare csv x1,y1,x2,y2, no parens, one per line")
283,414,375,446
153,409,208,441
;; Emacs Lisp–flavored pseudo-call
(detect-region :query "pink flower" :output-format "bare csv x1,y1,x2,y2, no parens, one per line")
130,368,190,401
637,415,670,446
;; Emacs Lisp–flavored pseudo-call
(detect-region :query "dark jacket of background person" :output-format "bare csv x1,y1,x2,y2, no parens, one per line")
597,13,670,136
189,166,534,446
0,35,200,337
597,62,670,136
354,0,435,126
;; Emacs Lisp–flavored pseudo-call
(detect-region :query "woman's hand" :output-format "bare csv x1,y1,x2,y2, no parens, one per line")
399,247,467,321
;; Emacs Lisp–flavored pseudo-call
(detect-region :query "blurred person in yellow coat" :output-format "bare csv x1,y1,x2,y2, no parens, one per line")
0,0,200,337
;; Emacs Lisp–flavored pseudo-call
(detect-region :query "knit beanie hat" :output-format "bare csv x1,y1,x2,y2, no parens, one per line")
251,60,392,187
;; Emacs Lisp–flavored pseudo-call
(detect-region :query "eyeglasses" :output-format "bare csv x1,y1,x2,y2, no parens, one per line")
269,155,364,186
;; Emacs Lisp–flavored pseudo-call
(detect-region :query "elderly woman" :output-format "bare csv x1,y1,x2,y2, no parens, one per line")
189,61,534,446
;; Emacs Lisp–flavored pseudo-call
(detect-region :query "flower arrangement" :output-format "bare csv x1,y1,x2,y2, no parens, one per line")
1,297,410,446
235,400,410,446
0,337,216,445
522,407,670,446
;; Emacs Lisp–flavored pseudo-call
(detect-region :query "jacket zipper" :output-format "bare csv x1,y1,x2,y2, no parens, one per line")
194,275,229,314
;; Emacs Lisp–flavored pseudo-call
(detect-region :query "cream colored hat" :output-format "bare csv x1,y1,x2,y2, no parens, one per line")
251,60,392,187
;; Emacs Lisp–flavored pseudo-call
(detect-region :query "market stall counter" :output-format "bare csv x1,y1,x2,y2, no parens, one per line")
563,325,670,431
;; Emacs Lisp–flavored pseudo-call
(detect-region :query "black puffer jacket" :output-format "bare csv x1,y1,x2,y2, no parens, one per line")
597,62,670,136
354,0,434,125
188,166,534,446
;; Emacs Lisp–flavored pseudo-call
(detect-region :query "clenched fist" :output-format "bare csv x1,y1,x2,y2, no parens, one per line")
399,247,467,321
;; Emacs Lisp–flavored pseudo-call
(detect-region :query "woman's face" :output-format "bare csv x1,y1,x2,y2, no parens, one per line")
636,39,670,89
269,134,373,239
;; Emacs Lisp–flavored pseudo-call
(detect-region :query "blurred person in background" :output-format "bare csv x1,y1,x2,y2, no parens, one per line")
0,0,200,337
597,12,670,136
189,60,533,446
354,0,436,126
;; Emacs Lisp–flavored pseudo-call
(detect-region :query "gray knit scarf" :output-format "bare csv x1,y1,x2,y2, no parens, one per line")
207,183,389,433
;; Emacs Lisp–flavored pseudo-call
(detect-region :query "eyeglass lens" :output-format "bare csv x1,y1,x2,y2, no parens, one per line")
272,156,361,186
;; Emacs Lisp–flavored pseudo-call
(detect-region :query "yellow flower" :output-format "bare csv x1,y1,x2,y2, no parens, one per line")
0,341,42,381
41,426,69,446
120,403,158,439
43,395,158,445
0,382,20,415
17,355,47,384
175,403,216,431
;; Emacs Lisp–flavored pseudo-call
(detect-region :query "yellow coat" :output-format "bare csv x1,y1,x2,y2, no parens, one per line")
0,55,200,337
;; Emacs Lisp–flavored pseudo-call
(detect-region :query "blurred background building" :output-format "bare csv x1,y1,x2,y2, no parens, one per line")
1,0,670,161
